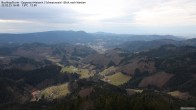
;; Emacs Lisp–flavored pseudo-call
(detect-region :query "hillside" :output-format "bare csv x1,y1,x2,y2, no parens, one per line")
0,33,196,110
2,79,196,110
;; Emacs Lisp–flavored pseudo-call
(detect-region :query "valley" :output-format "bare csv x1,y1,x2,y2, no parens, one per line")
0,31,196,110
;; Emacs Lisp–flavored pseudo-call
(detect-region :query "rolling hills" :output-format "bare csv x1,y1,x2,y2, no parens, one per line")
0,31,196,110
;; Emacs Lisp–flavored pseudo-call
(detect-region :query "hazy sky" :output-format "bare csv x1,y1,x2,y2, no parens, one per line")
0,0,196,38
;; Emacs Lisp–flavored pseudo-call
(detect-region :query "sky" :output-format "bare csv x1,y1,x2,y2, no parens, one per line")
0,0,196,38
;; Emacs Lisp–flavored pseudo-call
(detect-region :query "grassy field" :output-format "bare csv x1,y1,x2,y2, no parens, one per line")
103,72,131,86
100,66,116,76
61,66,78,73
168,91,190,99
79,69,92,79
47,56,63,67
40,83,70,100
61,66,93,79
126,89,143,95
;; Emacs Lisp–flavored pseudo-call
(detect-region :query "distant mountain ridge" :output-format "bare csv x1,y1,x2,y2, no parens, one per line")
118,38,196,52
0,31,93,44
0,31,184,45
